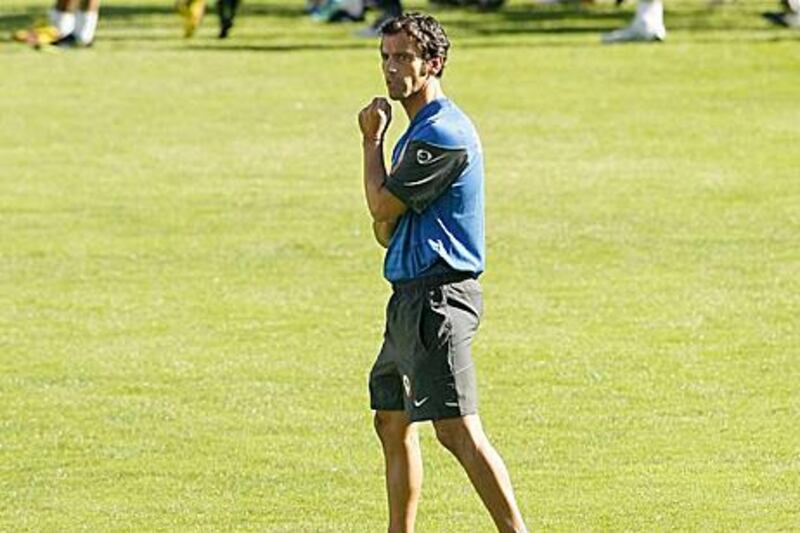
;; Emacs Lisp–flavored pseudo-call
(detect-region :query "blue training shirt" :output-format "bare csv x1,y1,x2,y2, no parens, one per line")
383,98,485,283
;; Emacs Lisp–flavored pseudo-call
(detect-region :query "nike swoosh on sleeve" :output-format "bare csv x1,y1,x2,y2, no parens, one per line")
404,174,441,187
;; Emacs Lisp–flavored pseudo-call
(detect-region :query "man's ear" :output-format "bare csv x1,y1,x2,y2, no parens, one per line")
427,56,443,77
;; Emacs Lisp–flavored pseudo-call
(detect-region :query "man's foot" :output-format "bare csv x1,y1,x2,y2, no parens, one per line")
602,20,666,43
219,20,232,38
763,11,800,28
51,33,93,48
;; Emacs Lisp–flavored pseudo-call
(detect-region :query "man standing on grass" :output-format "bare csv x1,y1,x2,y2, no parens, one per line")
357,13,528,533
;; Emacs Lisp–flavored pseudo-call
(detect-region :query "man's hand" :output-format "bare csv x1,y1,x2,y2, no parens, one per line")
358,97,392,142
359,97,406,222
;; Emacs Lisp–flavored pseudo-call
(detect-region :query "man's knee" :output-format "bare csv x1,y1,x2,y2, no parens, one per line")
374,410,411,445
433,417,481,457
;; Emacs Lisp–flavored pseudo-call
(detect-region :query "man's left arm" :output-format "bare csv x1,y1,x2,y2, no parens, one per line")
384,137,469,215
372,220,397,248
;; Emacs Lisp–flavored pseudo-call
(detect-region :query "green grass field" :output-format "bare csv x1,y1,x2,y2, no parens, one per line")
1,0,799,529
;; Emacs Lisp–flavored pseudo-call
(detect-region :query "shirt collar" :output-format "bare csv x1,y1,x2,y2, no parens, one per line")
409,97,448,129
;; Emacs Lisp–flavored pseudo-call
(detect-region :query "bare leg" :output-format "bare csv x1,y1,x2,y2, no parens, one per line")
374,410,423,533
433,415,527,533
49,0,78,39
80,0,101,12
55,0,78,11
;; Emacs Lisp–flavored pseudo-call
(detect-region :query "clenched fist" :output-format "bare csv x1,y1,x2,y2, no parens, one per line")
358,97,392,142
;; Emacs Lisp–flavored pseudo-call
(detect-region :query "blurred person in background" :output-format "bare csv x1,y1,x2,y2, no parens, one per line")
12,0,100,48
353,0,505,38
176,0,242,38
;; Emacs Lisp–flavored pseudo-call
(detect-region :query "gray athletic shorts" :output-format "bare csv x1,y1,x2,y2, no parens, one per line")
369,272,483,422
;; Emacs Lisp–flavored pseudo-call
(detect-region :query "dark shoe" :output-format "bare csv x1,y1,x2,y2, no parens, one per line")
219,20,232,38
51,33,93,47
51,33,77,47
477,0,505,11
763,11,800,28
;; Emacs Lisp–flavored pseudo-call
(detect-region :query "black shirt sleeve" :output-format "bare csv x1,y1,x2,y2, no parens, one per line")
385,139,469,214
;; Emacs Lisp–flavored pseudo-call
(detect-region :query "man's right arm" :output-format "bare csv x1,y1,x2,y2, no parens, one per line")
359,98,408,223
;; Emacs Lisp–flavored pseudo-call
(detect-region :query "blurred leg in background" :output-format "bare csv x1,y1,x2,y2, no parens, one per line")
763,0,800,28
217,0,241,38
602,0,666,43
51,0,100,47
177,0,206,38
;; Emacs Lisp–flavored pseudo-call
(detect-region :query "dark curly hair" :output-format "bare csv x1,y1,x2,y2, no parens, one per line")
380,13,450,78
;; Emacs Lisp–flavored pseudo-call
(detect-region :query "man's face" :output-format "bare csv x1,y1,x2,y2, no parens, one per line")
381,32,431,101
